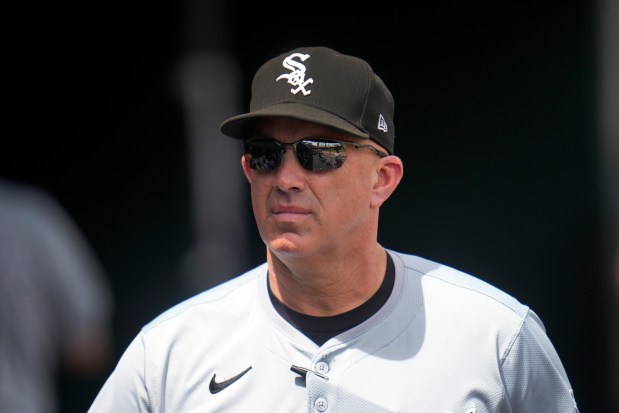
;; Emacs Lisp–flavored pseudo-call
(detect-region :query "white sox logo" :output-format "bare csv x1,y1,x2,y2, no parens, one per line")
276,53,313,96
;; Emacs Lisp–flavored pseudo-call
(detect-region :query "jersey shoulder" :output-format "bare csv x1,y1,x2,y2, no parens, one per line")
142,262,268,334
389,250,530,320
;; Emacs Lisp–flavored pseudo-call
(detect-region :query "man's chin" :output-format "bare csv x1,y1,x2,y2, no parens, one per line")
269,238,301,253
267,234,312,257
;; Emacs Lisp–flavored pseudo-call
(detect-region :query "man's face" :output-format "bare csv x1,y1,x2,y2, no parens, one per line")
242,117,386,261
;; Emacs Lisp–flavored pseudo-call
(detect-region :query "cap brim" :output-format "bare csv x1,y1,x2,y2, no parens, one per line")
220,103,370,141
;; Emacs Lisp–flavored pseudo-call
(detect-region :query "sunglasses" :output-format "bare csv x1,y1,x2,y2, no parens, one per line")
243,138,387,172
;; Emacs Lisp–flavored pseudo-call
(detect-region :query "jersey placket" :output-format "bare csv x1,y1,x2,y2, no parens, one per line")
306,362,336,413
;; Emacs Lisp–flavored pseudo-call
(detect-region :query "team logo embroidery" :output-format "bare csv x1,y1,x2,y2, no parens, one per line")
378,114,388,132
276,53,314,96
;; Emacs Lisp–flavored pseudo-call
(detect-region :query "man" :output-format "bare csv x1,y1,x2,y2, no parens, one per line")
88,46,578,412
0,179,113,413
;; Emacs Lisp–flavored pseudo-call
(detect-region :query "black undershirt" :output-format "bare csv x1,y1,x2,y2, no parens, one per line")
268,254,395,346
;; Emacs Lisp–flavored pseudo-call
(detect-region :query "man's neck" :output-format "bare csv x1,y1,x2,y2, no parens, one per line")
266,245,387,316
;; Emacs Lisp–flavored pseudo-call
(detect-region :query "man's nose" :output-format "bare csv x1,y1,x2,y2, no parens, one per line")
274,146,306,191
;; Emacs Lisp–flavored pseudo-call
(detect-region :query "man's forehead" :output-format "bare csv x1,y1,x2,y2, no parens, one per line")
255,117,357,140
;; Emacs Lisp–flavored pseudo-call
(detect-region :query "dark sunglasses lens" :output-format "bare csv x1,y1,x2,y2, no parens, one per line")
244,141,282,171
298,140,347,171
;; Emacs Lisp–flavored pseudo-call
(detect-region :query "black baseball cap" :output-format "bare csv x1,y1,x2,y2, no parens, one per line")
220,46,396,154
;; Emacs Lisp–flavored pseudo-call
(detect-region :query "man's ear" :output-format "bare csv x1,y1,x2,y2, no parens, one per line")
370,156,404,209
241,155,252,183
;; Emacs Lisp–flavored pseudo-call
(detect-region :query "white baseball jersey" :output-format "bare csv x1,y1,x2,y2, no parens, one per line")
88,250,578,412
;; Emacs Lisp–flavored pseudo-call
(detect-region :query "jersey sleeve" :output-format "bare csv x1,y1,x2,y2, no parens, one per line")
501,309,579,412
88,332,151,413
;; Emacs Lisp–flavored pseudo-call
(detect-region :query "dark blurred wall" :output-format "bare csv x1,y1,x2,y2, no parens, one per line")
5,1,613,412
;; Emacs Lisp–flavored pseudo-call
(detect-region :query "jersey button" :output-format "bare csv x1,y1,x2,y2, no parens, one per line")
315,361,329,374
314,397,328,412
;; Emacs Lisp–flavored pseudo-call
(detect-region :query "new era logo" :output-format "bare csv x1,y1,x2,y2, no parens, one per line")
377,114,388,132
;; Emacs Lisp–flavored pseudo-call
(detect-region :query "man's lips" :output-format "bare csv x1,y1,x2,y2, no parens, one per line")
271,205,311,222
272,205,310,214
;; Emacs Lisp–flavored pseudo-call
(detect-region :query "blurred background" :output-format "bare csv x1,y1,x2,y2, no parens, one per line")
3,0,617,412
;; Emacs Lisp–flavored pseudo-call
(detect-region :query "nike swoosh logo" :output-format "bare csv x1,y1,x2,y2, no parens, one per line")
209,366,252,394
